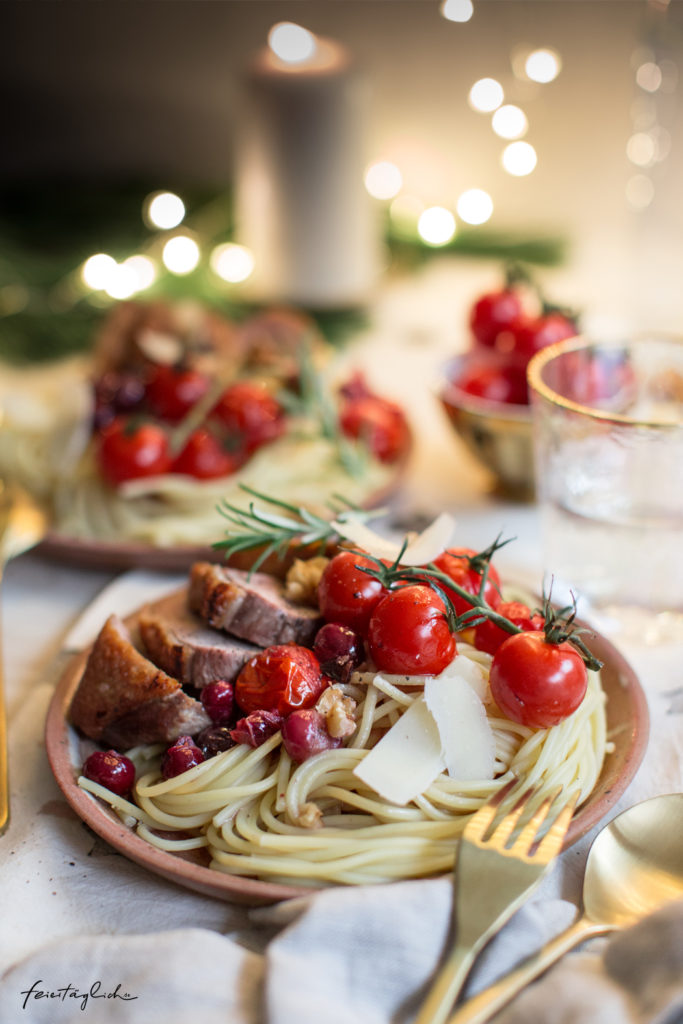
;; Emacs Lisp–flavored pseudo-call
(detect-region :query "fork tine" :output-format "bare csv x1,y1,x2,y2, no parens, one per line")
486,785,538,845
463,779,518,841
533,791,580,859
507,789,559,855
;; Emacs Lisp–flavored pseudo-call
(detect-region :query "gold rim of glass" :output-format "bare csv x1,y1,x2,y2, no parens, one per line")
527,334,683,429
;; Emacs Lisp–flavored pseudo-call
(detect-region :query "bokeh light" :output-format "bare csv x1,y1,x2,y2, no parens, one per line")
145,191,185,230
364,161,403,200
468,78,504,113
122,255,156,292
502,141,537,176
636,62,662,93
626,132,657,167
492,105,528,140
440,0,474,23
81,253,117,291
162,236,200,275
268,22,317,63
456,189,493,225
211,243,255,283
417,206,456,245
104,263,138,300
525,49,562,83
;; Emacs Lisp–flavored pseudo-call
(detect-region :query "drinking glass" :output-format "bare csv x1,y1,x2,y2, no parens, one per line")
528,333,683,645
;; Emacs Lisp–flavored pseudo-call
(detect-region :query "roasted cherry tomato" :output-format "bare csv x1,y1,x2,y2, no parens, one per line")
453,357,528,405
172,427,243,479
470,288,525,348
96,416,172,485
496,312,577,361
235,644,328,716
431,547,502,617
489,631,588,728
145,364,211,423
340,396,410,464
212,381,285,453
318,551,387,634
367,585,456,675
473,601,544,655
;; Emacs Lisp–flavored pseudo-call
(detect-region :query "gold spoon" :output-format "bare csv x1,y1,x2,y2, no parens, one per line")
448,793,683,1024
0,481,48,835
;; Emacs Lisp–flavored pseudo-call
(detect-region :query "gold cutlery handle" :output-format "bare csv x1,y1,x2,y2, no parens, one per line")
415,943,480,1024
446,918,615,1024
0,566,7,836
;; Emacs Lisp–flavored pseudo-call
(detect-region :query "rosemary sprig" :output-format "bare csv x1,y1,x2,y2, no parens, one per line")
212,485,383,573
278,342,368,479
353,546,603,672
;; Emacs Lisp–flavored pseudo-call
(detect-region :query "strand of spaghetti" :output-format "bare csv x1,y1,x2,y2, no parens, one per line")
349,683,378,749
135,824,210,851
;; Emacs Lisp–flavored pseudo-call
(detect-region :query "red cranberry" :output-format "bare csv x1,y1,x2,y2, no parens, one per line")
281,709,342,763
230,709,284,748
161,736,204,779
313,623,364,683
200,680,235,724
195,725,236,758
83,749,135,796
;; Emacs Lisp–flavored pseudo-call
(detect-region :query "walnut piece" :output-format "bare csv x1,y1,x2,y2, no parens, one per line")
294,801,323,829
284,556,329,607
316,685,357,739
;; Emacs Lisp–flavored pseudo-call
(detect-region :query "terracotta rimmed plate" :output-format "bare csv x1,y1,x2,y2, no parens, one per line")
45,612,649,906
35,457,409,573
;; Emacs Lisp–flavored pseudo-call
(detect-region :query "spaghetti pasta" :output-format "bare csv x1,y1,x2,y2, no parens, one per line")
78,643,609,887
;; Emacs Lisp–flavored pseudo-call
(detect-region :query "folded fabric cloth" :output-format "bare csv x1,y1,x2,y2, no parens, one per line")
2,896,682,1023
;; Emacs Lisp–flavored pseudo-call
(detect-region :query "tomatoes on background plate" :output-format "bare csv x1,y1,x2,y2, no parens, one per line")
96,417,172,485
211,380,286,453
171,427,244,480
145,364,211,423
452,356,528,406
339,394,411,464
494,311,578,362
489,631,588,728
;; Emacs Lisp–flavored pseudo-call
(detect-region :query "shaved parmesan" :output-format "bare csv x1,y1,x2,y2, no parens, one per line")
331,512,457,566
353,696,444,805
440,654,490,702
424,672,495,781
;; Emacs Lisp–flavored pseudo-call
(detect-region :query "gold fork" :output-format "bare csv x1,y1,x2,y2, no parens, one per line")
0,481,48,835
414,783,578,1024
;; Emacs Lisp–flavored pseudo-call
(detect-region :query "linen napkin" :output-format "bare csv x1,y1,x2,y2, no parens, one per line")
2,893,683,1023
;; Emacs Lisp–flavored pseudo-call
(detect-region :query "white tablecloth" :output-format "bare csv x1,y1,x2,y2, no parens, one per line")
1,261,682,1023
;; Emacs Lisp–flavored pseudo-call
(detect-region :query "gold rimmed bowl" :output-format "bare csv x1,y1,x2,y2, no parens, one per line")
439,356,534,500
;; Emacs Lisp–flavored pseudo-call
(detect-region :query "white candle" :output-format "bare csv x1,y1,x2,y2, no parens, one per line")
235,25,378,308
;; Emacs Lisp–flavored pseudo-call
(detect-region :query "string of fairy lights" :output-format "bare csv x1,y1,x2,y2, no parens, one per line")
78,10,564,302
22,3,680,310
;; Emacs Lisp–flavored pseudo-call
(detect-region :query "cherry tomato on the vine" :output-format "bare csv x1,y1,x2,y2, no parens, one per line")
453,357,528,406
96,417,172,485
172,427,243,479
496,312,577,361
470,289,525,348
318,551,387,634
367,585,456,676
145,364,211,423
489,631,588,728
235,644,328,715
340,396,410,464
431,548,502,617
212,381,285,453
473,601,544,655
